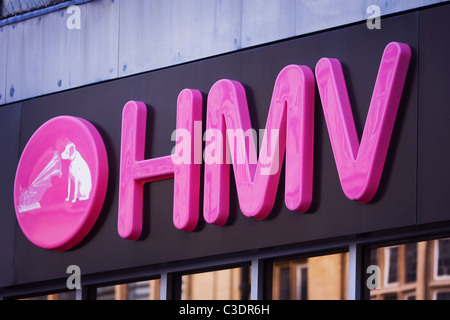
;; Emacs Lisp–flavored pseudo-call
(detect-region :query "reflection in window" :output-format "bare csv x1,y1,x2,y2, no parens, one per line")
273,253,347,300
370,237,450,300
279,267,291,300
181,267,248,300
23,291,76,300
405,243,417,283
384,293,397,300
97,279,160,300
127,281,152,300
275,264,308,300
385,246,399,285
370,248,378,266
296,264,308,300
96,285,115,300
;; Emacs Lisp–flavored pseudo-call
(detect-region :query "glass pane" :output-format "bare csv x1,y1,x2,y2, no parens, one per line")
56,291,77,300
279,267,291,300
97,279,160,300
297,266,308,300
272,252,348,300
405,243,417,283
128,281,151,300
21,290,76,300
96,285,116,300
181,267,249,300
387,246,399,284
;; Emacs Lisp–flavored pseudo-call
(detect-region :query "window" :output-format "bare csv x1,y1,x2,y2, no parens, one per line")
127,281,151,300
96,285,115,300
272,253,347,300
275,263,308,300
278,267,291,300
1,0,70,19
384,246,399,286
435,238,450,279
370,247,378,266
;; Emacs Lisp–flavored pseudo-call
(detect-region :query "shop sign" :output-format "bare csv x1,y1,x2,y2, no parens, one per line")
14,42,411,250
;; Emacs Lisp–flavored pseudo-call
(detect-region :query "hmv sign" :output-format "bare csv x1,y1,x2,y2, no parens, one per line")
13,42,411,251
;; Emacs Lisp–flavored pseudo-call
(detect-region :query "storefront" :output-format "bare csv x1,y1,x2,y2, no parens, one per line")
0,1,449,301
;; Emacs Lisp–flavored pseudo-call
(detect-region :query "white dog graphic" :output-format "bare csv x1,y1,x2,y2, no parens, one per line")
61,142,92,203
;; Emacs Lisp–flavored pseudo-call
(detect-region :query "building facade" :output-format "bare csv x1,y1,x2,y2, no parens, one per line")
1,0,450,301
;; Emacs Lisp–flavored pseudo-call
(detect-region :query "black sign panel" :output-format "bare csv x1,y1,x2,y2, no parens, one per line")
1,5,449,288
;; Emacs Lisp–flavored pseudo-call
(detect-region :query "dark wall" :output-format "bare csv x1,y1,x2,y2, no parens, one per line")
417,6,450,225
1,4,449,288
0,103,21,287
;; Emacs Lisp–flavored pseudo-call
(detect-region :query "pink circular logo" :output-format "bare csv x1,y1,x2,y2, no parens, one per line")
14,116,108,251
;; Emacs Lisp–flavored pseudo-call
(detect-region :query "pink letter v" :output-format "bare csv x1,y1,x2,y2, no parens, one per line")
315,42,411,203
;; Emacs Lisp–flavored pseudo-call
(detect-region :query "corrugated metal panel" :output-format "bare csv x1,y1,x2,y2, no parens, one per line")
6,7,73,103
242,0,446,47
5,21,24,103
60,5,86,90
242,0,296,47
0,0,447,105
118,0,243,77
3,0,119,104
83,0,119,83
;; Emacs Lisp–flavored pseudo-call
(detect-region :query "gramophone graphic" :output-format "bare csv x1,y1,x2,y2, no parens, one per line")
18,142,92,213
18,151,62,213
